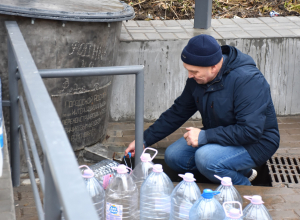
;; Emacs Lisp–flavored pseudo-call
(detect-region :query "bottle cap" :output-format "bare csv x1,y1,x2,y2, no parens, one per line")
201,189,220,199
228,208,241,219
140,153,151,162
79,165,94,178
153,164,163,172
113,164,132,174
214,175,232,186
244,195,264,204
179,173,196,182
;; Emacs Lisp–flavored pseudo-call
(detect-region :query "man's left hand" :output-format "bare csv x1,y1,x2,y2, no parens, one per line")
183,127,201,147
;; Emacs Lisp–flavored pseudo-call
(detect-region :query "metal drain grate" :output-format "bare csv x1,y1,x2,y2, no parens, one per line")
267,153,300,188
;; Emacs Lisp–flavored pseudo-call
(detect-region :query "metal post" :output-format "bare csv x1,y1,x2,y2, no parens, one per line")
194,0,212,29
44,156,61,220
134,70,144,166
8,39,20,187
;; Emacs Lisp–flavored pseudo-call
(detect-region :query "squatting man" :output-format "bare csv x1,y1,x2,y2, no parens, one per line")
125,34,280,186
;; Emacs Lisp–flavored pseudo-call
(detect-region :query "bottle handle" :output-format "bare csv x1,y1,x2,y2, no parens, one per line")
214,175,223,181
126,166,133,175
141,147,158,161
243,196,253,201
223,201,243,218
78,165,90,170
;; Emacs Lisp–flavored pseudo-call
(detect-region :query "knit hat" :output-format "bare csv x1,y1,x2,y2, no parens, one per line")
181,34,222,67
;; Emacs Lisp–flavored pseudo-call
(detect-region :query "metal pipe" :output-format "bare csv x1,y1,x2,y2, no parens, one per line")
38,66,144,78
19,96,45,192
44,156,61,220
20,125,45,220
8,39,20,187
194,0,212,29
2,100,11,106
134,70,144,166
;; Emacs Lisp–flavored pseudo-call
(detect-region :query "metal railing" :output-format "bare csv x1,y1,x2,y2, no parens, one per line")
194,0,212,29
6,21,144,219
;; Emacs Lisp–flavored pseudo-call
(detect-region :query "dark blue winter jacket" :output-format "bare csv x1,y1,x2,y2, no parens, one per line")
144,45,280,166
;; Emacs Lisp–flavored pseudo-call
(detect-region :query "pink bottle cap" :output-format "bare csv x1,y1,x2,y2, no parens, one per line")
140,153,152,162
214,175,232,186
228,208,241,219
79,165,94,178
179,173,196,182
153,164,163,172
244,195,264,204
116,164,129,174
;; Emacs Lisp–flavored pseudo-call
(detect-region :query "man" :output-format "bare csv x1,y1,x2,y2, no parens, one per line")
125,34,280,186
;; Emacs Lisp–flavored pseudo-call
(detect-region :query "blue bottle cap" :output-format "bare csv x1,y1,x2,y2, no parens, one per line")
202,189,220,199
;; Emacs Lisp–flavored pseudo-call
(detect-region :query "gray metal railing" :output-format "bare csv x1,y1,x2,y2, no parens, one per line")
6,21,144,220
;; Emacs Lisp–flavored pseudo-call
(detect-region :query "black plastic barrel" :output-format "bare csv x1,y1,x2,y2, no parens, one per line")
0,0,134,152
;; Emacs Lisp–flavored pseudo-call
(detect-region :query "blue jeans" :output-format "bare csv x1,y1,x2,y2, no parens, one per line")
164,137,257,185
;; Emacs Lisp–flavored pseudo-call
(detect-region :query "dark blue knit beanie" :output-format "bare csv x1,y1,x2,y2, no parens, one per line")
181,34,222,67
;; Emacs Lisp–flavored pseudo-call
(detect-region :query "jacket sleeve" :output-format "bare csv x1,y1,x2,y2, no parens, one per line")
144,79,198,146
205,70,269,146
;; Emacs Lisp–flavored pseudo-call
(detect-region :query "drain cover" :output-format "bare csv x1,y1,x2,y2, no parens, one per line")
267,153,300,188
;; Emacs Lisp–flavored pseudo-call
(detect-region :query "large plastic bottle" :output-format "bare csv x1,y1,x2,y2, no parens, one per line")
169,173,201,220
106,164,138,220
223,201,243,220
189,189,226,220
140,164,174,220
79,165,105,219
243,195,273,220
0,78,3,177
132,147,158,189
214,175,243,211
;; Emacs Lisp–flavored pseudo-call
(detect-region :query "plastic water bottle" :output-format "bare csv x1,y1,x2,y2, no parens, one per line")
189,189,225,220
169,173,201,220
89,159,119,187
243,195,273,220
140,164,174,220
106,164,138,220
132,147,158,189
79,165,105,219
214,175,243,211
223,201,243,220
132,147,157,215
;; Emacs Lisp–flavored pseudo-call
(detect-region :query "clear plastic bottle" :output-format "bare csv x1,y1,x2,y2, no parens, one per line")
169,173,201,220
132,147,157,215
79,165,105,219
0,78,3,177
189,189,225,220
214,175,243,212
89,159,119,186
140,164,174,220
105,164,138,220
223,201,243,220
243,195,273,220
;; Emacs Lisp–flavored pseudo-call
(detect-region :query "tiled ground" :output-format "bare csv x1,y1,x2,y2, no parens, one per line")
121,17,300,41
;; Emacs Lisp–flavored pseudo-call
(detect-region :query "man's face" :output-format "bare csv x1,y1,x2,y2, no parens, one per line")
183,62,216,85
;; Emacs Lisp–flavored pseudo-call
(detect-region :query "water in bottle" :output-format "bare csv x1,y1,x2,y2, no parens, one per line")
243,195,273,220
79,165,105,219
140,164,174,220
106,164,138,220
214,175,243,211
223,201,243,220
169,173,201,220
189,189,225,220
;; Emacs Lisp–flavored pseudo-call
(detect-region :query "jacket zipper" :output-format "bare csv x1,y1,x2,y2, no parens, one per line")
211,101,220,127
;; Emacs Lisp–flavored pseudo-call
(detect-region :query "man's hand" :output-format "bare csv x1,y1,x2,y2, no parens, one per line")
124,140,145,158
183,127,201,147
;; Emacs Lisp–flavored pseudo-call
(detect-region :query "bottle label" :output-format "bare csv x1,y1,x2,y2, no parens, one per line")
106,202,123,220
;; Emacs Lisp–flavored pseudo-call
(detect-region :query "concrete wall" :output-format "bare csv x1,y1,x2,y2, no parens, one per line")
110,38,300,121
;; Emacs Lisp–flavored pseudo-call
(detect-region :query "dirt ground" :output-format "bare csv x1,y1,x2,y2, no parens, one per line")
124,0,300,20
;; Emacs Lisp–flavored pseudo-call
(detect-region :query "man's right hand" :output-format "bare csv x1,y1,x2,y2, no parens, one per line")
125,140,145,158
